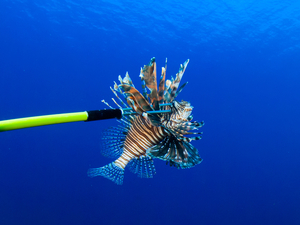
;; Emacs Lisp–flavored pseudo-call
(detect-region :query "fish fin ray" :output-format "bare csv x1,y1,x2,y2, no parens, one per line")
128,155,156,178
87,162,125,185
101,125,128,158
148,135,202,169
142,57,159,109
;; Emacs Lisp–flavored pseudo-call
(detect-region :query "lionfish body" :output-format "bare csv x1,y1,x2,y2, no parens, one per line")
88,58,204,185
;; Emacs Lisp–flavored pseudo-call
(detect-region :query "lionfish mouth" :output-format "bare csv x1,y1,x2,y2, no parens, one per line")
88,57,204,185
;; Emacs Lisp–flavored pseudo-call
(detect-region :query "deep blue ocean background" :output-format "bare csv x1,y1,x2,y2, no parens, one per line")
1,0,300,224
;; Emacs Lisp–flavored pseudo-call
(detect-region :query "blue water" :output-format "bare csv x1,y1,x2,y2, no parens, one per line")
1,0,300,224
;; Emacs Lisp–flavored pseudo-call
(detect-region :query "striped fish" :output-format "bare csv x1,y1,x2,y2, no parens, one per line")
88,58,204,185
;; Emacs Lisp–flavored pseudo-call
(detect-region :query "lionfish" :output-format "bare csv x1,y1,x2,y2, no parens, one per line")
88,57,204,185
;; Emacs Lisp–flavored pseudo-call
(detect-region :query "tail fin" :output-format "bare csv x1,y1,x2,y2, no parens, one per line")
87,162,125,185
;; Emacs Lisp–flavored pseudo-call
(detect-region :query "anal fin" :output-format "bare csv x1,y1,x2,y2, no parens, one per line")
128,155,156,178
